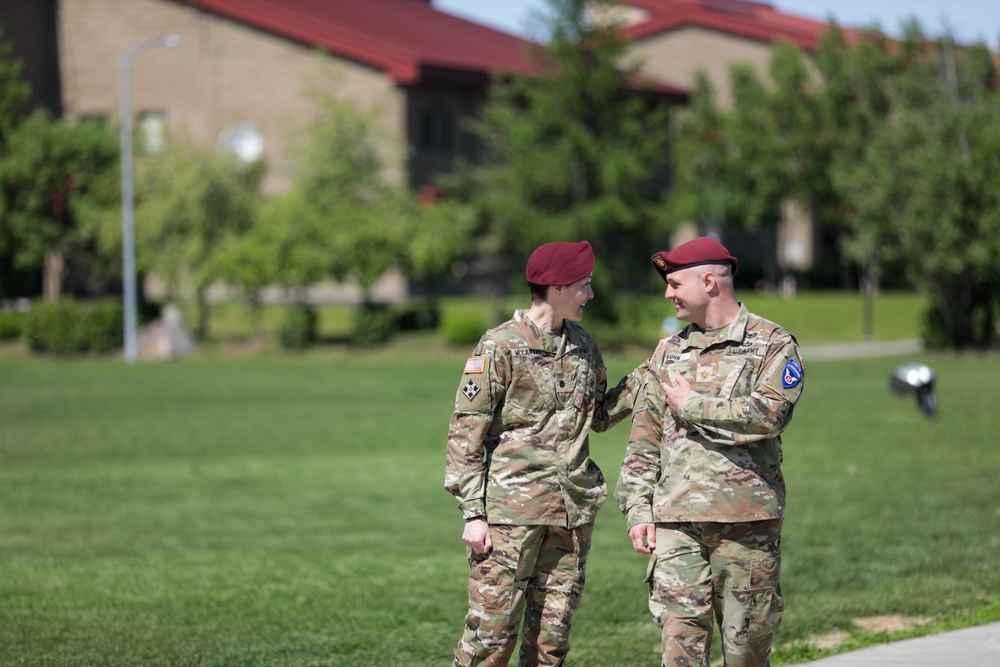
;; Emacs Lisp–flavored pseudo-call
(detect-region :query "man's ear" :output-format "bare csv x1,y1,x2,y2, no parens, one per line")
702,270,716,292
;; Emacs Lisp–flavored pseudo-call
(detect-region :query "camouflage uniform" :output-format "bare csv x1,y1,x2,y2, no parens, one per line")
615,304,804,667
446,309,647,666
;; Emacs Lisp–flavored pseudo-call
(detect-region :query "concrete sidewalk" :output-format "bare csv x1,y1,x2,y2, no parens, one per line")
785,622,1000,666
800,339,922,361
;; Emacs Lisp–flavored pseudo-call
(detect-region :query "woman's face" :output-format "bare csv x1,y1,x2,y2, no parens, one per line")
552,273,594,323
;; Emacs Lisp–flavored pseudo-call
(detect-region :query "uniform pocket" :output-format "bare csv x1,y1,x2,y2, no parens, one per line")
644,553,657,584
720,360,752,399
739,555,784,645
467,549,516,616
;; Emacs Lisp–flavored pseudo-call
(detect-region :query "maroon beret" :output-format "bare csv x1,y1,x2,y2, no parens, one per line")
526,241,595,286
650,237,738,282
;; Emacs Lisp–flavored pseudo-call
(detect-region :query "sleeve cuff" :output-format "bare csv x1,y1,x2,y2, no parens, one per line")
459,500,486,520
626,506,655,529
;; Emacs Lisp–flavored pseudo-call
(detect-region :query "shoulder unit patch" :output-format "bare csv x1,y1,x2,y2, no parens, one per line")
782,359,803,388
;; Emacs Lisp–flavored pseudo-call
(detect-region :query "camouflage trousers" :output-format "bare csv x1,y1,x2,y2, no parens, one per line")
453,522,593,667
646,520,783,667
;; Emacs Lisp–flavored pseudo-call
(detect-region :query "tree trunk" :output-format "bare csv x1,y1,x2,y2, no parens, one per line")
43,252,65,302
196,288,209,339
860,253,878,343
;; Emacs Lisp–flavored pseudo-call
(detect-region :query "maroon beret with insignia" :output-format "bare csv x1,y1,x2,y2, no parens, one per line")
525,241,595,286
650,237,738,282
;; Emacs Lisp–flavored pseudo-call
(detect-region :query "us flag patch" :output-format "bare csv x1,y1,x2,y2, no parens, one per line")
464,357,485,374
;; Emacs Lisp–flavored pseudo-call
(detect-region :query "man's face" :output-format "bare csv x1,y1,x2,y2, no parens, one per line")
663,267,708,324
552,273,594,323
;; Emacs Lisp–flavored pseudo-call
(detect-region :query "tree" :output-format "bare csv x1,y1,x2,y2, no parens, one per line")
667,41,827,288
0,26,35,298
814,24,914,337
665,73,733,235
824,26,1000,348
282,69,420,303
0,24,28,149
439,0,675,321
811,20,1000,348
667,17,1000,347
0,110,119,301
134,134,263,337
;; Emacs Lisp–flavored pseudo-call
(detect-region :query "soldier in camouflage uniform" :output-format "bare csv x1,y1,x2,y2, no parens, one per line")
615,237,804,667
445,240,652,667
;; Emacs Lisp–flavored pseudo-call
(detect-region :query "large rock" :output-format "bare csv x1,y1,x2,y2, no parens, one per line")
137,304,195,360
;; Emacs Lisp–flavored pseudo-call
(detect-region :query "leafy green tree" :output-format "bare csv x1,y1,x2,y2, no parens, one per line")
0,110,119,300
284,73,420,302
665,73,733,234
134,134,263,337
667,42,827,287
812,22,1000,347
814,25,914,336
0,25,28,149
823,27,1000,348
440,0,675,320
219,64,460,345
668,22,1000,347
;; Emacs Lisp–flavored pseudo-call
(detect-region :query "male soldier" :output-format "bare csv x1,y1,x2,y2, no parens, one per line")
445,240,653,667
616,237,804,667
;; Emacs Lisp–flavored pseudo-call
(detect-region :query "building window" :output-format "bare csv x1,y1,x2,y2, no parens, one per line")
419,105,454,154
138,111,168,154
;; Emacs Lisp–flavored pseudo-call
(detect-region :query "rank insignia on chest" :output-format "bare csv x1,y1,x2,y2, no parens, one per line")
696,365,713,383
464,357,485,373
462,379,481,401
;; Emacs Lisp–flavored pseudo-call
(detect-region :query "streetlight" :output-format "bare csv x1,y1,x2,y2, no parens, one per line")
119,34,181,364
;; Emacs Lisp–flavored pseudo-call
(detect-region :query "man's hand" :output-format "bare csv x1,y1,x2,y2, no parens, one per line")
662,373,693,416
628,523,656,554
462,519,492,555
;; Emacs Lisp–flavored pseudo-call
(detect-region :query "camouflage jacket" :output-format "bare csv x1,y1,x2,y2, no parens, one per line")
615,304,804,527
445,310,648,527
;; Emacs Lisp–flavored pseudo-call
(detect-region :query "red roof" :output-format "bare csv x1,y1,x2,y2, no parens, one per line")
175,0,543,85
173,0,688,97
621,0,859,52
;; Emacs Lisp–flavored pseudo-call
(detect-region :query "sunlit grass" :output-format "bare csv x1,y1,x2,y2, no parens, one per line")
1,349,996,666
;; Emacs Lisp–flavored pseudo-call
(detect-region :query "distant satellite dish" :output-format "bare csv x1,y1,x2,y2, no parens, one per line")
217,121,264,164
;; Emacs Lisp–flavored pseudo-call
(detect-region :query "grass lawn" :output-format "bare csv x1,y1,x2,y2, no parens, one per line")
1,348,998,666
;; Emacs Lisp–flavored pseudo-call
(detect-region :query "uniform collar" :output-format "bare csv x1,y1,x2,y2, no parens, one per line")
514,309,584,355
675,303,749,350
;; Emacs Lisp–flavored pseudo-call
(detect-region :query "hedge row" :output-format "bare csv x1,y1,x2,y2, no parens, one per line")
21,299,124,356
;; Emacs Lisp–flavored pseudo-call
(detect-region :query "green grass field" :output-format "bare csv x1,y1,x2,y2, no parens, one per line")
2,346,998,666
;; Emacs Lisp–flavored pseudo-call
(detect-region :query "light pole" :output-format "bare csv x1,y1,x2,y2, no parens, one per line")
119,34,181,364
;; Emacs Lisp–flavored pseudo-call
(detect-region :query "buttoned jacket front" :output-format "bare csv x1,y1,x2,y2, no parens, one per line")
616,304,804,527
446,310,645,528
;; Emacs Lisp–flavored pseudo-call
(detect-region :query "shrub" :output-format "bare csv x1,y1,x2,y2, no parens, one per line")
277,303,318,350
352,302,397,347
23,300,89,355
441,313,487,346
920,304,952,350
0,310,23,341
395,300,441,332
81,300,124,354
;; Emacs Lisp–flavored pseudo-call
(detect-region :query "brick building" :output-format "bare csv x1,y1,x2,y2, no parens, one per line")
0,0,856,294
0,0,551,197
